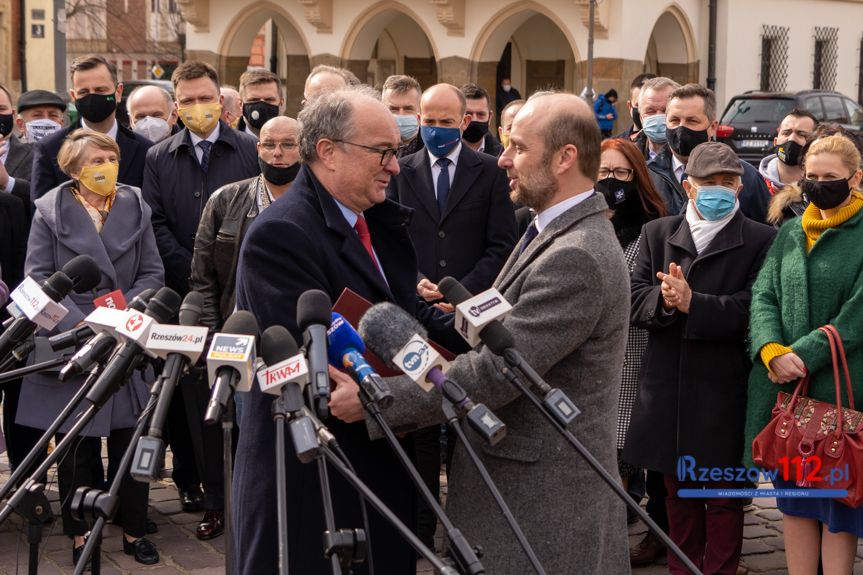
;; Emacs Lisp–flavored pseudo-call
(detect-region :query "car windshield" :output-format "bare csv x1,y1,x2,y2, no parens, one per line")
721,98,795,124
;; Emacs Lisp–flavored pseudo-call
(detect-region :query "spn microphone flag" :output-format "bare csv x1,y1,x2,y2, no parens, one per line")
256,326,309,396
204,311,258,424
9,275,70,330
145,324,208,363
451,287,512,347
326,312,393,408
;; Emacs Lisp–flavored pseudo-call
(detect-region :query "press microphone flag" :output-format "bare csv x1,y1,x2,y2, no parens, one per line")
204,311,258,425
451,287,512,347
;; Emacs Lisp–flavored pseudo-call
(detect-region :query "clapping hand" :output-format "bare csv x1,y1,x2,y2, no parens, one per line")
657,262,692,313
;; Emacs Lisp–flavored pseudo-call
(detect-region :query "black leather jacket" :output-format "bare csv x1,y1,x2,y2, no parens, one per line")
190,175,262,329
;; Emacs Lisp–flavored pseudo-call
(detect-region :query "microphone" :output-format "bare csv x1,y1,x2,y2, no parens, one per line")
359,302,506,445
0,255,101,359
132,291,207,483
326,312,393,408
297,290,332,419
57,289,155,381
438,276,581,427
48,288,155,351
83,287,181,408
203,311,258,425
256,325,309,397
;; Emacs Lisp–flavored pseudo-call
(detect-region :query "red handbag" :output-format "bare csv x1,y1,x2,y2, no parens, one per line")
752,325,863,507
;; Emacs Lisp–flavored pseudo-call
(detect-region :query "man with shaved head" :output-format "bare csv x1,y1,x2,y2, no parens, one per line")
127,84,178,142
302,64,361,105
233,87,429,574
331,91,632,573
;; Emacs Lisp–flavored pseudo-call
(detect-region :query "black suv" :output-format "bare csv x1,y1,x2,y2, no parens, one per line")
717,90,863,165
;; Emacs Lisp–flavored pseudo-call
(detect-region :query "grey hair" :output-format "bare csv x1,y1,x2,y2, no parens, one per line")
126,85,173,115
298,85,381,163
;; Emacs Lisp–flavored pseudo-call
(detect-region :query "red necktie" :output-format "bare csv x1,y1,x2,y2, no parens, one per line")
354,215,377,265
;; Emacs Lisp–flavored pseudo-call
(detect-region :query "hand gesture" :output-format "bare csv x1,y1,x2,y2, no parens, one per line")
417,278,443,302
768,352,807,384
657,262,692,313
328,365,364,423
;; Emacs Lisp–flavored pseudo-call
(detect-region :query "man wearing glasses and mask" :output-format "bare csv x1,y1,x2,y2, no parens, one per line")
232,86,446,574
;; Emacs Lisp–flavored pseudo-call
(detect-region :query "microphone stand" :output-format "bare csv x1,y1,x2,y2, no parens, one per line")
222,399,235,575
71,392,160,575
298,409,458,575
498,364,704,575
357,390,485,575
439,398,546,575
0,356,70,384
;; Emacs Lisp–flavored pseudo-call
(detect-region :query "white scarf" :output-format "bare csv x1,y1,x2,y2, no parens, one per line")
685,199,739,255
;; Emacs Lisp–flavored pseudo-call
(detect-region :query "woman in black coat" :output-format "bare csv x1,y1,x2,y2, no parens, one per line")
623,142,775,574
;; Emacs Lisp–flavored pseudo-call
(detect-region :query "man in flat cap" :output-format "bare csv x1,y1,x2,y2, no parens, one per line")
16,89,65,143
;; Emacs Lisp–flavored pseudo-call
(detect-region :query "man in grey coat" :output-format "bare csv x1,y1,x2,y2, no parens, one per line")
330,92,632,574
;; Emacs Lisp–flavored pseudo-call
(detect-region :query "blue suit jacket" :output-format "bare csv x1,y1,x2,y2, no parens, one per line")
233,164,434,575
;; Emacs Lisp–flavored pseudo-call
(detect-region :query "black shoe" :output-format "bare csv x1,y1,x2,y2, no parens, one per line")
196,510,224,540
180,486,204,513
146,518,158,534
72,540,91,571
123,536,159,565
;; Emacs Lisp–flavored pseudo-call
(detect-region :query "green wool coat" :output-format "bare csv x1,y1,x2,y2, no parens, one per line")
744,208,863,466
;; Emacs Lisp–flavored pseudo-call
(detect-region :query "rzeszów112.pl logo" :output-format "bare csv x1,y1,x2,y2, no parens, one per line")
675,455,850,499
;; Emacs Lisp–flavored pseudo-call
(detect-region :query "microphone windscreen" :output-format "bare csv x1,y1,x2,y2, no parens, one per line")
297,289,331,332
326,313,364,365
222,310,259,336
478,321,516,354
261,325,298,366
128,288,156,311
358,302,427,366
62,255,101,293
438,276,473,306
179,291,205,326
146,287,181,323
41,271,74,301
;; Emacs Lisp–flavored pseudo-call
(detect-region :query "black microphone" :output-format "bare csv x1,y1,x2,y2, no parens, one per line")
132,291,206,482
48,288,156,351
438,276,581,427
204,311,258,424
327,312,393,408
58,289,155,382
84,287,181,408
0,255,101,360
359,302,506,445
297,290,332,420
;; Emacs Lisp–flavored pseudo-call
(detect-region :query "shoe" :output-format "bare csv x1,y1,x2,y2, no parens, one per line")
72,538,91,571
123,536,159,565
146,518,158,534
180,486,204,513
737,558,749,575
196,510,224,540
629,532,666,566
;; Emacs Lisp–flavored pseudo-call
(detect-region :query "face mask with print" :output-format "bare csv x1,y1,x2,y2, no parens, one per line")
78,162,119,197
178,102,222,136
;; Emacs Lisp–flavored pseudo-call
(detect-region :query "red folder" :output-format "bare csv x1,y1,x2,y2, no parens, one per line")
333,288,455,377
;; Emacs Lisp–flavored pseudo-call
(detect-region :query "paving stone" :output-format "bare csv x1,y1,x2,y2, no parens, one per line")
753,497,779,508
743,524,782,538
762,535,786,551
744,512,766,525
149,488,179,502
740,550,787,571
172,544,226,570
742,538,774,555
153,500,184,515
189,568,228,575
756,508,784,521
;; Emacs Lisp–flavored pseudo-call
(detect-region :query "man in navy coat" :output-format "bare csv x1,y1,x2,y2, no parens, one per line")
233,86,424,574
30,55,153,201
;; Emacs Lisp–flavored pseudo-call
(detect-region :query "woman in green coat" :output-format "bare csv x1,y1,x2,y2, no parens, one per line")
746,134,863,574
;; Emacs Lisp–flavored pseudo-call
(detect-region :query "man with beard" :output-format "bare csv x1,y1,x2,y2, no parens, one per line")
331,91,632,574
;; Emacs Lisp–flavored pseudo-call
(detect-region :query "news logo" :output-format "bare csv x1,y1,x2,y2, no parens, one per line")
209,335,254,361
125,313,145,333
468,296,503,318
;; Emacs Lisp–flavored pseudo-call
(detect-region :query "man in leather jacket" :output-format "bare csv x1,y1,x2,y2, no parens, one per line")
191,115,300,328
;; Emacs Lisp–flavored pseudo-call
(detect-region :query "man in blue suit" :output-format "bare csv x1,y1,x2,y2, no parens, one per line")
233,86,427,574
30,55,153,201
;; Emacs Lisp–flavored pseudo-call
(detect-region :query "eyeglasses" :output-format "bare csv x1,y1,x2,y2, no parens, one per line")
331,139,402,166
259,141,297,152
598,167,634,180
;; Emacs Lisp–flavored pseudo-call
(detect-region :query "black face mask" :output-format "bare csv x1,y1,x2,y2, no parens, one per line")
462,120,489,144
801,177,852,210
0,114,13,138
75,93,117,123
243,101,280,131
632,107,642,131
259,157,300,186
667,125,710,157
596,178,637,208
596,178,647,245
776,140,803,166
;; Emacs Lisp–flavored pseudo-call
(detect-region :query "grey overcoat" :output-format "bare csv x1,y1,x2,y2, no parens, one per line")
370,193,632,574
16,182,164,436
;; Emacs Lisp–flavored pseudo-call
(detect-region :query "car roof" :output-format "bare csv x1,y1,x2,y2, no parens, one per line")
737,90,845,99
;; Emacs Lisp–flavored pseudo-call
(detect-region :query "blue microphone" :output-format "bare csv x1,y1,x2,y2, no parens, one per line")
327,312,393,408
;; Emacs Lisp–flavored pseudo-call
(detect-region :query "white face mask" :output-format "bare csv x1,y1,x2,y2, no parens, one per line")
502,84,512,93
132,116,171,142
25,119,62,143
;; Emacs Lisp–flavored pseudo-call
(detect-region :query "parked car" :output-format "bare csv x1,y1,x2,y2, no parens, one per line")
717,90,863,164
116,79,174,128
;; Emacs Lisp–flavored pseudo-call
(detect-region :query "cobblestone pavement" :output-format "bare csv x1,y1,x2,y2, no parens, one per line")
1,451,856,574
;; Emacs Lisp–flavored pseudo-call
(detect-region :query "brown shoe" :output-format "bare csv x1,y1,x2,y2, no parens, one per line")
196,510,224,540
629,532,666,566
736,558,749,575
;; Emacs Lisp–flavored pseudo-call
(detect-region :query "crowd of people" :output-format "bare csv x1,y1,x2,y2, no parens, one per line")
0,54,862,575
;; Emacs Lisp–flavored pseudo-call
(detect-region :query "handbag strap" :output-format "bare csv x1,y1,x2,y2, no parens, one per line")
817,326,849,436
822,324,855,411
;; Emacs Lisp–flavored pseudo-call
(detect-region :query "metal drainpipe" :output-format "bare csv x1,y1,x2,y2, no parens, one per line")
707,0,717,91
19,0,28,91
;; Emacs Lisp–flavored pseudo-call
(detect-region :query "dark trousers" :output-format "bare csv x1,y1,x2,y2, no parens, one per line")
663,474,744,575
647,469,669,533
182,371,233,510
57,428,149,538
413,425,441,548
2,379,45,478
165,384,200,492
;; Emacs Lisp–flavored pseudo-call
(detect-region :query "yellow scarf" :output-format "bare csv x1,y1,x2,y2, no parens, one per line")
801,191,863,252
70,186,116,233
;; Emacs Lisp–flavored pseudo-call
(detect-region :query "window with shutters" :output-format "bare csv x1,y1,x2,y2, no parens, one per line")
760,26,789,91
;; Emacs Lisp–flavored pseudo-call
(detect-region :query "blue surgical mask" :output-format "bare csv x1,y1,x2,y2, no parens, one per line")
394,114,419,141
641,113,667,144
421,125,461,157
694,185,737,221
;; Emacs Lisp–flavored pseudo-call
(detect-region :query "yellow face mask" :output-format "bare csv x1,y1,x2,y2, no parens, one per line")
77,162,119,197
500,132,510,149
178,102,222,136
